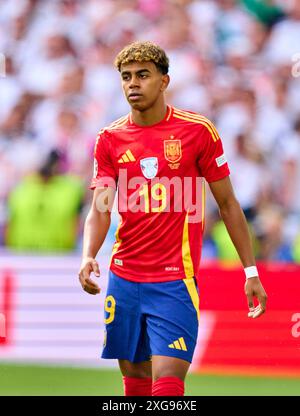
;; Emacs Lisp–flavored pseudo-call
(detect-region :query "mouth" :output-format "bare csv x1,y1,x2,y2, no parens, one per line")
128,93,143,101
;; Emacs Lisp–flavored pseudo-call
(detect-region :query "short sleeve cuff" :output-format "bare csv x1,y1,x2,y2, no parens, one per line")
90,177,117,190
205,168,230,183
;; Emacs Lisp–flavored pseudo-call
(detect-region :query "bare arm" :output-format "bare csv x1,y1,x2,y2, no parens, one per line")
78,187,116,295
209,176,267,318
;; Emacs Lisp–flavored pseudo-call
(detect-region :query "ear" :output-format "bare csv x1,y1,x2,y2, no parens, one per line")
160,74,170,92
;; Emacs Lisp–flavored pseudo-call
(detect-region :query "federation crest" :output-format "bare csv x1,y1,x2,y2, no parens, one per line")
164,139,182,163
140,157,158,179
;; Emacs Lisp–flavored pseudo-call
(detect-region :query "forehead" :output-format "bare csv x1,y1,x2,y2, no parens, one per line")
120,60,158,73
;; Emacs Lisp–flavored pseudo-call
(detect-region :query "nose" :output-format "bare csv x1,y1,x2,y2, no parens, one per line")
128,75,139,89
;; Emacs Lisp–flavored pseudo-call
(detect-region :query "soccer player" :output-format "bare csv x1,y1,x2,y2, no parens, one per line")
78,41,267,396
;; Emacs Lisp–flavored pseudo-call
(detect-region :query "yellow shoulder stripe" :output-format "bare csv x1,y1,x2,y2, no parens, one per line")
108,118,128,131
96,115,128,137
109,115,128,128
173,109,220,141
94,117,128,154
173,113,218,142
173,109,220,142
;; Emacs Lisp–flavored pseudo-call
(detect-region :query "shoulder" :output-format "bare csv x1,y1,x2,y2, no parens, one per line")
97,114,129,138
171,107,220,142
94,114,129,152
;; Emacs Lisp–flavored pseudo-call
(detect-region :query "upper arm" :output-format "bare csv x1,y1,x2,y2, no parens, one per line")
196,121,230,183
90,187,116,214
209,176,238,210
88,130,117,216
90,131,117,191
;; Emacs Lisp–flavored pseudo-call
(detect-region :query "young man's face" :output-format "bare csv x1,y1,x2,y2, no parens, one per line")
120,61,169,111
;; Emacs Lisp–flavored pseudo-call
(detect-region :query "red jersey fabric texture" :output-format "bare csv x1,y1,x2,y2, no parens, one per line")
90,106,230,282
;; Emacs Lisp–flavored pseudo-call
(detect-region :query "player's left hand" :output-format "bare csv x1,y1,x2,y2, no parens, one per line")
244,277,267,319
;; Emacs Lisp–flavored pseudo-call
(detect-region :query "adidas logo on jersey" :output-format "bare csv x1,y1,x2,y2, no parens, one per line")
118,150,136,163
168,337,187,351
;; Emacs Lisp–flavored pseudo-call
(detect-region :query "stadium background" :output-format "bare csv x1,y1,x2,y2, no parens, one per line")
0,0,300,395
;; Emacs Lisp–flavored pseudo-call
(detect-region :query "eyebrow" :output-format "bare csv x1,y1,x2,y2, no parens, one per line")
121,69,151,76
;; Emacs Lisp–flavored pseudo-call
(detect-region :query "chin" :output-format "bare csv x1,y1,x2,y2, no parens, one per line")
130,102,148,112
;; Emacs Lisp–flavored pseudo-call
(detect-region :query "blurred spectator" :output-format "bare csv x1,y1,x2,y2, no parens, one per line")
253,204,293,261
241,0,285,27
292,234,300,263
230,133,270,221
211,217,240,262
0,55,22,123
5,150,83,251
279,117,300,214
265,0,300,66
19,33,77,95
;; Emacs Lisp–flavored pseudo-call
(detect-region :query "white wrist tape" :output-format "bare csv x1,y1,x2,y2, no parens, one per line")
244,266,258,279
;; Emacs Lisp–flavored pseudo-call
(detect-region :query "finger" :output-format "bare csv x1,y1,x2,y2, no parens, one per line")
92,261,100,277
248,303,261,317
79,265,92,283
257,292,267,311
83,285,100,295
251,305,265,319
84,277,100,289
83,279,100,294
78,271,90,288
246,292,254,310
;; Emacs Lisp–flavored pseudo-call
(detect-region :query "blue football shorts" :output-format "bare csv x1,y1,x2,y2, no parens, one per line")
101,271,200,363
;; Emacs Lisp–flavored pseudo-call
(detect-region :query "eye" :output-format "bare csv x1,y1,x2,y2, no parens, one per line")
122,75,130,81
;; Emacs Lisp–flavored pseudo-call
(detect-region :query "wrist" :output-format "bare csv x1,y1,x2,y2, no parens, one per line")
244,266,259,279
81,255,95,264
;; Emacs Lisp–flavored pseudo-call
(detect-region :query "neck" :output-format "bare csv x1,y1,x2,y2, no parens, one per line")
131,99,167,126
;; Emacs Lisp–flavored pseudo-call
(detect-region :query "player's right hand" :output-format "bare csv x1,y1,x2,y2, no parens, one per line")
78,257,101,295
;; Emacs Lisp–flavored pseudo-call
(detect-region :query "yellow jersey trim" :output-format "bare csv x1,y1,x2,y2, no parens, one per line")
173,110,219,142
95,116,129,151
97,115,128,136
166,105,173,121
182,211,194,279
173,108,220,140
109,221,122,267
183,277,200,321
202,179,206,231
108,118,128,131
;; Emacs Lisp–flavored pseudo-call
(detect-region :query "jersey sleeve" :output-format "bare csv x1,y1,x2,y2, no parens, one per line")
196,122,230,183
90,130,117,190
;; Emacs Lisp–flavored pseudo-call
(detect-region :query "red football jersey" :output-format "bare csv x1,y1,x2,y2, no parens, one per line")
91,106,230,282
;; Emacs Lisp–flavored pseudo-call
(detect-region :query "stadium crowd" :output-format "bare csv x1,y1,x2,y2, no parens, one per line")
0,0,300,262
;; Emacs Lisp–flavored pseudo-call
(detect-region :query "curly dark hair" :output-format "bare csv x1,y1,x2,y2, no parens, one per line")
114,41,169,74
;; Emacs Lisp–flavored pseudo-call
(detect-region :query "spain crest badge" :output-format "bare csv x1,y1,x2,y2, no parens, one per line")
164,139,182,169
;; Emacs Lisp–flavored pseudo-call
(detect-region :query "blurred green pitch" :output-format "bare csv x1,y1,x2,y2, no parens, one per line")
0,364,299,395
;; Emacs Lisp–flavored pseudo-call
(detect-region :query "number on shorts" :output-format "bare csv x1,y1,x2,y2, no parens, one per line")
104,295,116,324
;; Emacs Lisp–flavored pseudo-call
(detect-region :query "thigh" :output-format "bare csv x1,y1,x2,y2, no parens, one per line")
142,277,199,364
151,355,190,382
102,272,151,363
